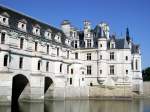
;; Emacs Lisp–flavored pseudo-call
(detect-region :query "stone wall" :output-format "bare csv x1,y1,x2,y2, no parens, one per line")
143,81,150,97
89,86,132,98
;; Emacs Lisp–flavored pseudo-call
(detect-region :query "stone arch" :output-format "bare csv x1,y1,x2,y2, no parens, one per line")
44,76,54,94
11,74,29,104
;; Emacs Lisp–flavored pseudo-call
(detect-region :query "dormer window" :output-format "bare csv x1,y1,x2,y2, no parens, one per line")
45,29,52,40
3,18,6,23
110,41,115,49
0,12,10,26
65,39,70,46
55,33,61,43
18,19,27,31
87,39,91,48
32,24,40,36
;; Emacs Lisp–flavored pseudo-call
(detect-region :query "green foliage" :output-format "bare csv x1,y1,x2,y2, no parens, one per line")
142,67,150,81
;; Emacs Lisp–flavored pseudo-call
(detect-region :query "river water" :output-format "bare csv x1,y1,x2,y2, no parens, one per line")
0,99,150,112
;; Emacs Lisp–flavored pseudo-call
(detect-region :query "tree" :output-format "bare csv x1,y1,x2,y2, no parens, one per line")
142,67,150,81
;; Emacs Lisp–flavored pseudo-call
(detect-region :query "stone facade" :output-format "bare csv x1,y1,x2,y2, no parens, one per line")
0,6,143,103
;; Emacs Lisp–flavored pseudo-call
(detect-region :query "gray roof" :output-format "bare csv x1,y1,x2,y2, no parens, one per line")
0,5,70,48
132,43,140,54
0,5,140,52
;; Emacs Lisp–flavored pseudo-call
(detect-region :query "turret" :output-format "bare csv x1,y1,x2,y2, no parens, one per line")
61,20,71,37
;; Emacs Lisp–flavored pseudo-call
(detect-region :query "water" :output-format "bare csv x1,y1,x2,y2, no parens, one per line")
0,99,150,112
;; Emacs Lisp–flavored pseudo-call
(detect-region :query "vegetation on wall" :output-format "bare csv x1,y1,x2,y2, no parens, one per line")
142,67,150,81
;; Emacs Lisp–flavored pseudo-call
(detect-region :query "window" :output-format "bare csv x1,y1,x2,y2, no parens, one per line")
82,78,84,81
21,24,25,29
100,55,102,60
0,15,9,25
18,21,26,31
20,38,24,49
71,69,73,74
19,57,23,69
100,70,102,74
111,43,115,49
131,60,134,70
1,32,5,44
90,82,93,86
74,32,76,37
100,44,102,47
33,26,40,35
38,60,41,70
35,42,38,51
47,45,49,54
75,53,78,59
126,56,128,61
70,78,72,85
110,52,114,60
46,62,49,71
87,65,91,75
67,65,69,74
126,70,128,74
45,31,51,39
110,65,114,75
4,55,8,66
75,40,77,48
87,53,91,60
36,29,38,33
3,18,6,23
136,60,138,70
87,39,91,48
60,64,62,73
57,48,59,56
67,51,69,59
70,32,73,37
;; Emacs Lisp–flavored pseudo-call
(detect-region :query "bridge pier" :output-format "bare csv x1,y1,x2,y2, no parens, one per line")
27,74,45,102
0,72,12,105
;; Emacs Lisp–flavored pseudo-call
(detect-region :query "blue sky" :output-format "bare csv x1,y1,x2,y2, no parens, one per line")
0,0,150,69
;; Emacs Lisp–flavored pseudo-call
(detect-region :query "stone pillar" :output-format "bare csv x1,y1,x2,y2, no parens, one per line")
0,51,13,104
29,73,44,102
0,72,12,104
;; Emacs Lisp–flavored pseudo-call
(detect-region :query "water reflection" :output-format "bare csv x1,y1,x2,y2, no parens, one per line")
0,99,150,112
45,100,143,112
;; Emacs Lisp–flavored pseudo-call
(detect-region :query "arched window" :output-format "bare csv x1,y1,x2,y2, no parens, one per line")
38,60,41,70
20,38,24,49
57,48,59,56
131,60,134,70
4,55,8,66
136,60,138,70
60,64,62,73
46,62,49,72
1,32,6,44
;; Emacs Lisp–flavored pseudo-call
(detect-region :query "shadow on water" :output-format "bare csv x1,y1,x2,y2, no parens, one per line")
11,74,29,112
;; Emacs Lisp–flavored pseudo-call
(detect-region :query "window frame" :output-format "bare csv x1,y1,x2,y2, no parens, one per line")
87,53,91,60
87,65,92,75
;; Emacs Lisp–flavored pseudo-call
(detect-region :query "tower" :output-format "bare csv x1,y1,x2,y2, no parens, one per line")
83,20,93,48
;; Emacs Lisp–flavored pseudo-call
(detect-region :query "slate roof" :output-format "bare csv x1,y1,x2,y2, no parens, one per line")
0,5,70,48
132,43,140,54
0,5,140,53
